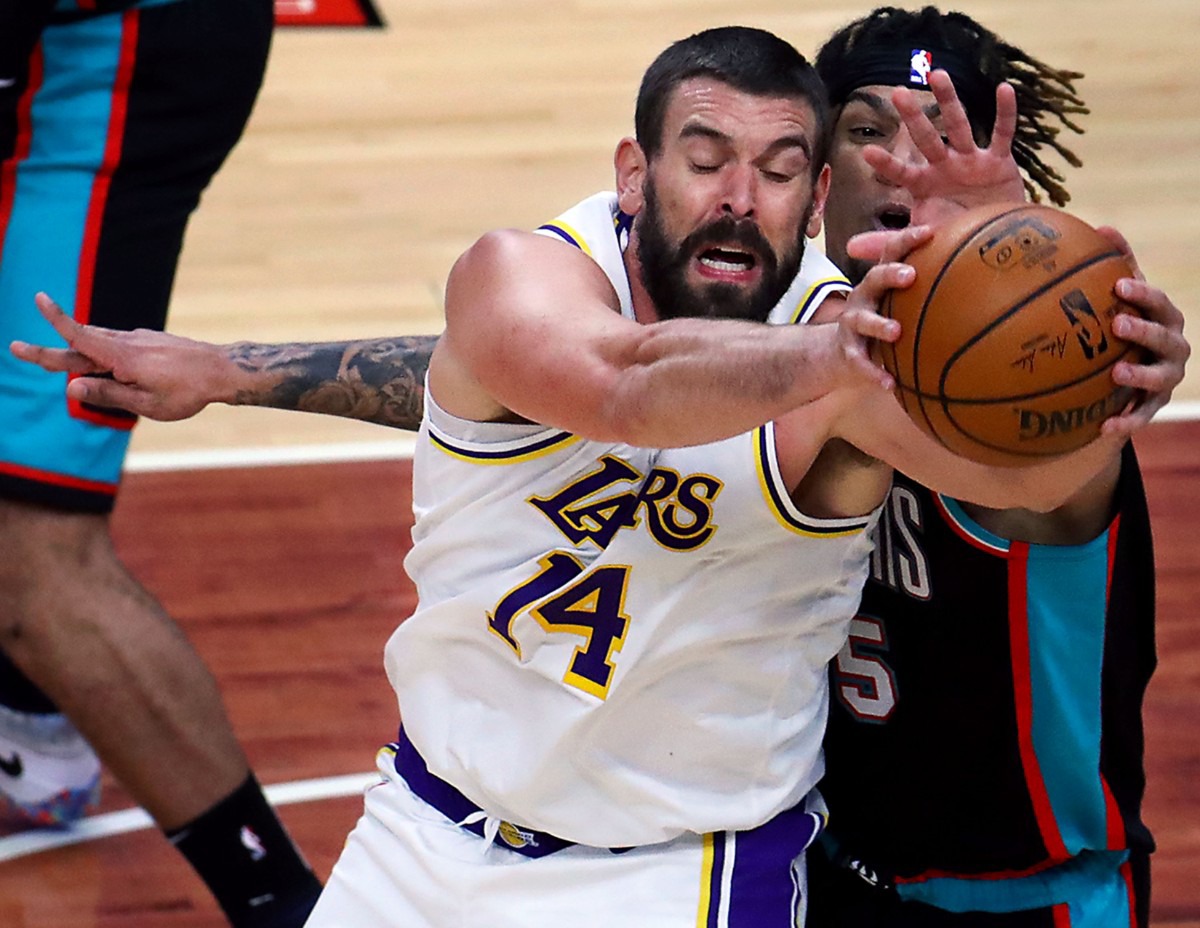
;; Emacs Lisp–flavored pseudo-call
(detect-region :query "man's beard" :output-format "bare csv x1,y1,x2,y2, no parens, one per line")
635,180,808,323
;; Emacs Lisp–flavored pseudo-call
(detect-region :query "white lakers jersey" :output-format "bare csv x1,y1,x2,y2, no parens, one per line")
386,192,872,847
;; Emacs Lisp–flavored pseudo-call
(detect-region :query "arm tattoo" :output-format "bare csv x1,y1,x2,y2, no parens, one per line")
227,336,437,432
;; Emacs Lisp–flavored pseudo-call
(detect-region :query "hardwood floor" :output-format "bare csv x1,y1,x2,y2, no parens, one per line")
1,0,1195,922
0,421,1194,926
126,0,1200,460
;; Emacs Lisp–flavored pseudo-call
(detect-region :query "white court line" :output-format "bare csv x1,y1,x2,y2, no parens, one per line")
123,402,1200,473
1155,399,1200,422
124,436,419,473
0,771,379,864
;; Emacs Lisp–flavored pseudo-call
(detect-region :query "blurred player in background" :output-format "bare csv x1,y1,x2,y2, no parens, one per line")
0,2,321,925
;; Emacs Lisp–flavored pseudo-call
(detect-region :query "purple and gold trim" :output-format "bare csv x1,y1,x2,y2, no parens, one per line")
536,219,594,258
785,275,852,325
754,426,873,537
428,427,580,465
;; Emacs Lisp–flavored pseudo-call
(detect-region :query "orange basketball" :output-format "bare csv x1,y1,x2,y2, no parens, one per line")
875,203,1144,467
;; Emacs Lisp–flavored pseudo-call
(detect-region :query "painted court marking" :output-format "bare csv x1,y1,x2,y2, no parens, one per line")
124,435,419,472
0,771,379,863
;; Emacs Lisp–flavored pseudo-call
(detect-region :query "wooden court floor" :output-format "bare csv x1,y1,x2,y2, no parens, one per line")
0,419,1194,927
0,0,1196,923
126,0,1200,460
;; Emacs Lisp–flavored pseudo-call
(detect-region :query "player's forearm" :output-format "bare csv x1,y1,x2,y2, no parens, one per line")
595,319,856,447
961,451,1123,545
843,386,1125,514
224,336,436,431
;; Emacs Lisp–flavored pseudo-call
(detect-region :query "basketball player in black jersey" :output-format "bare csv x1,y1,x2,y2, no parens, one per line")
805,8,1187,926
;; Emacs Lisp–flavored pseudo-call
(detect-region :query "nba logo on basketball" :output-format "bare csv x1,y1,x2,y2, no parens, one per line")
977,216,1062,272
910,49,933,85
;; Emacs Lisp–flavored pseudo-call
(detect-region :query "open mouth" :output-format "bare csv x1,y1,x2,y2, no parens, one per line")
697,246,758,275
877,206,912,230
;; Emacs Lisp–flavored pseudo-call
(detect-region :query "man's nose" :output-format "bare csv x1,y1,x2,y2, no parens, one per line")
720,164,757,218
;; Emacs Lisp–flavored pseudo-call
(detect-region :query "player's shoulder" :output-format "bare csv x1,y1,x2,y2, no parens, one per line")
534,192,629,256
450,227,607,304
451,227,541,280
534,191,636,319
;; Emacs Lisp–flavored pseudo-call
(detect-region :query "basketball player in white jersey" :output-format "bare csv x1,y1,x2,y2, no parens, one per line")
11,27,1169,927
309,28,1135,926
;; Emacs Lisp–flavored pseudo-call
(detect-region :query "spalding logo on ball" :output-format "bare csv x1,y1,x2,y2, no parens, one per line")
876,203,1144,467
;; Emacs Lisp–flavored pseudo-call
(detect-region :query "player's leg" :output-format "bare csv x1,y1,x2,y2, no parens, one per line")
0,501,251,827
0,0,100,831
0,499,319,916
0,0,272,831
0,501,322,928
0,1,321,925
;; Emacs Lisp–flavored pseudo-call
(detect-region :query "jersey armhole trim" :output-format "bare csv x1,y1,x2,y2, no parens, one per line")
535,220,593,258
790,277,852,325
755,425,873,537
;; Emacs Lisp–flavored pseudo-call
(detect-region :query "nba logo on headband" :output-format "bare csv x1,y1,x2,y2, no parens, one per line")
910,49,933,86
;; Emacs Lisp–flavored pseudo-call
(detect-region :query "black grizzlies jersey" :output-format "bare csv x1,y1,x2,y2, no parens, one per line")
820,442,1156,883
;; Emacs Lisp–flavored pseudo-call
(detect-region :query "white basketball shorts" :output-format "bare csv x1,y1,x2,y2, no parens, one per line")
304,742,826,927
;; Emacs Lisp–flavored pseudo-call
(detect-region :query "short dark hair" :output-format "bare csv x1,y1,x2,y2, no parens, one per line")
815,6,1088,206
635,26,831,177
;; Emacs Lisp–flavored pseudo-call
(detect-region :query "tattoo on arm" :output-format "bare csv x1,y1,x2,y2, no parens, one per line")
227,336,437,431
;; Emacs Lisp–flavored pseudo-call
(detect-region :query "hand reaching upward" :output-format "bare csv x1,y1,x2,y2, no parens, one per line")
866,69,1026,227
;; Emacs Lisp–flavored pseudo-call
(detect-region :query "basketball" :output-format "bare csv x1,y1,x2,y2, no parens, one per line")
875,203,1144,467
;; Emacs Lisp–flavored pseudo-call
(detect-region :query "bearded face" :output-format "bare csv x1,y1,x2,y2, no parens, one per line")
635,175,809,324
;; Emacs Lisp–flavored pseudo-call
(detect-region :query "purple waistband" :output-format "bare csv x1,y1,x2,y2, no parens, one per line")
391,728,591,858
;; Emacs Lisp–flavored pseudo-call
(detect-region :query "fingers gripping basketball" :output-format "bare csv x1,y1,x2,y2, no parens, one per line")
876,203,1145,466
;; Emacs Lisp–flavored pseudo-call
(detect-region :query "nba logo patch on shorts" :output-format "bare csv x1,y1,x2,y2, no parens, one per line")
910,49,933,85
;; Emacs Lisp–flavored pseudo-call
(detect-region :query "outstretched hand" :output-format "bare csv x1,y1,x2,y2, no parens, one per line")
10,293,235,421
870,69,1025,223
848,70,1026,268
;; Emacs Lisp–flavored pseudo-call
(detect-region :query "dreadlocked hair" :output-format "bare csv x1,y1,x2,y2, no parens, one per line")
815,6,1088,206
